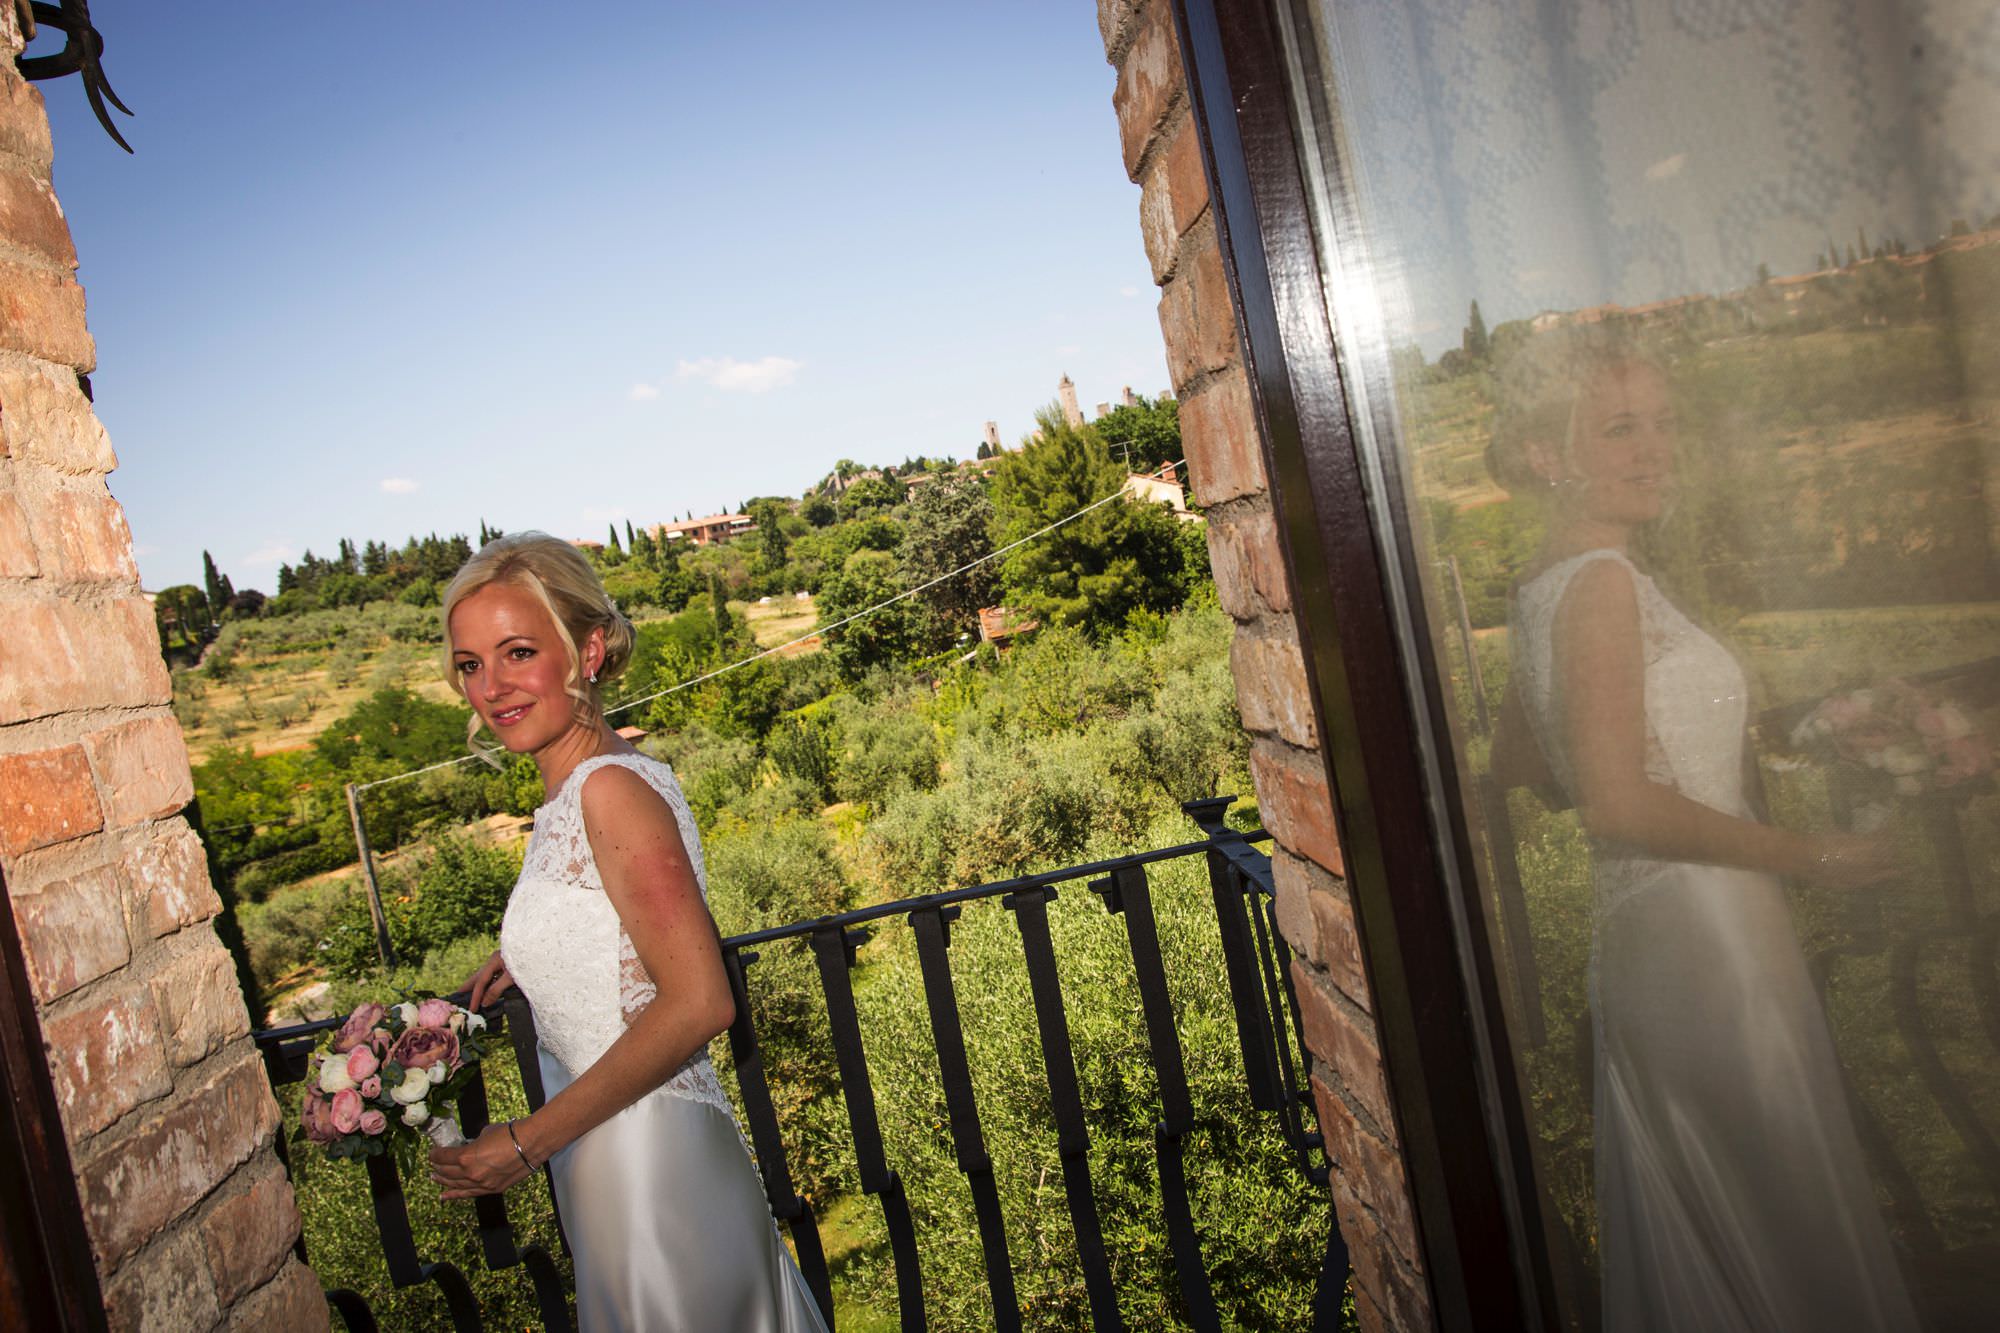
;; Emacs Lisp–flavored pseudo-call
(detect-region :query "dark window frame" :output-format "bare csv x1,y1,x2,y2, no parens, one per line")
1,866,109,1333
1167,0,1563,1326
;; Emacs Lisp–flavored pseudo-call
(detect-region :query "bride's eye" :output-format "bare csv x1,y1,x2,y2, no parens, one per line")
455,659,479,676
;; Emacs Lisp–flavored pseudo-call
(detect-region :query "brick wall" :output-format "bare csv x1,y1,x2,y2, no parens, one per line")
1097,3,1434,1328
0,11,324,1331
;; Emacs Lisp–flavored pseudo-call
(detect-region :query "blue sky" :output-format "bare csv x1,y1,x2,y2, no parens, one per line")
34,3,1170,591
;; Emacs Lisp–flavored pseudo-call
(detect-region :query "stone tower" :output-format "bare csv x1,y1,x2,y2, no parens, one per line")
1058,373,1084,428
982,420,1002,451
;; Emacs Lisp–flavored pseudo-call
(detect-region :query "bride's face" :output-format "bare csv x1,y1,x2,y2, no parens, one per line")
1551,362,1677,528
448,581,597,755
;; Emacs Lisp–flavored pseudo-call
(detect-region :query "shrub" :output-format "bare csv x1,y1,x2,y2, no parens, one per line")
767,710,842,805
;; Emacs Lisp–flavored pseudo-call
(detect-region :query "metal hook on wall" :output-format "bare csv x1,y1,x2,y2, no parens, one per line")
14,0,133,153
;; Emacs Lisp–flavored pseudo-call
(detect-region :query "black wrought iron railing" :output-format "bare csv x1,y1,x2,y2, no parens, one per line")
253,800,1347,1331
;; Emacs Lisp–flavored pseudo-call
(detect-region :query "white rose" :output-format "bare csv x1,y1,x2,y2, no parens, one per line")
317,1058,356,1095
391,1068,432,1104
398,1002,421,1027
427,1062,449,1085
466,1012,487,1033
448,1010,466,1032
401,1101,430,1126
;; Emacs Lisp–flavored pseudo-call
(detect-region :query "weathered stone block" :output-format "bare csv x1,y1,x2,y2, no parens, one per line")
1139,153,1180,286
0,596,170,725
11,861,126,1001
0,167,76,269
223,1257,330,1333
42,979,171,1140
0,487,38,574
77,1049,281,1268
0,352,118,473
201,1162,303,1307
1178,367,1264,507
1229,622,1319,749
1273,848,1368,1010
1312,1073,1420,1270
1205,498,1292,619
1293,959,1394,1135
85,714,193,829
1112,0,1183,178
1163,117,1208,236
101,1230,221,1333
1248,736,1343,876
0,64,52,167
122,822,221,938
0,257,93,369
1331,1177,1431,1333
0,740,102,855
151,937,251,1067
29,483,137,582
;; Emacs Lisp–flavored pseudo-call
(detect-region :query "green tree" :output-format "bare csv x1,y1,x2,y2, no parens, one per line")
899,472,998,638
201,550,232,623
817,548,926,678
799,493,837,528
990,406,1185,634
1094,393,1182,474
606,523,623,557
1463,298,1490,361
836,475,903,522
748,498,792,572
313,686,469,771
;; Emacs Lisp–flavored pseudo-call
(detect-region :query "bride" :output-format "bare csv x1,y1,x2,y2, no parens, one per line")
1488,333,1920,1331
428,532,825,1332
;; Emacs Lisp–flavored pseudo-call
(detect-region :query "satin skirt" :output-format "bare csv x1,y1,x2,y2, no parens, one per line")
1593,865,1919,1332
539,1049,828,1333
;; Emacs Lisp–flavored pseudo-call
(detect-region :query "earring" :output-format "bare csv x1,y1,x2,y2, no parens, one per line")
587,669,598,684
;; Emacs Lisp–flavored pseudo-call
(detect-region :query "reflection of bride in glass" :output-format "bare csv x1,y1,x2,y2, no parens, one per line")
1485,331,1920,1331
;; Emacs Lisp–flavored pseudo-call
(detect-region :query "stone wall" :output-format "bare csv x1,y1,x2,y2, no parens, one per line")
0,11,325,1331
1096,3,1434,1328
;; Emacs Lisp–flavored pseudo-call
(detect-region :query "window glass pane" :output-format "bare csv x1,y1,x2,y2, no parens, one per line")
1295,3,2000,1326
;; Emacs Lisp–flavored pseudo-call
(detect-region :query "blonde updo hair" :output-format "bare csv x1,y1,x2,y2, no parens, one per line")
1485,324,1662,495
441,531,636,751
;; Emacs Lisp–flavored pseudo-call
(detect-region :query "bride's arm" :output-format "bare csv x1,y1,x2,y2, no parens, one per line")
433,765,733,1197
1555,558,1886,886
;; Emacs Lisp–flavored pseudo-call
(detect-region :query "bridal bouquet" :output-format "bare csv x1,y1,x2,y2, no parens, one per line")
1788,678,1993,807
297,997,491,1160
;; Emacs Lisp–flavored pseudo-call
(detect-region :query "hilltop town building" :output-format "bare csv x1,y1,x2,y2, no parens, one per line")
1058,372,1084,428
650,513,756,546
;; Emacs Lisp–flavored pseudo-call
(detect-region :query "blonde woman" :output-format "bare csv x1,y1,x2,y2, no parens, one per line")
428,532,824,1332
1488,335,1916,1331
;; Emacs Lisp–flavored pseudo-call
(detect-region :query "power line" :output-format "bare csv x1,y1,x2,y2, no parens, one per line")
353,466,1174,794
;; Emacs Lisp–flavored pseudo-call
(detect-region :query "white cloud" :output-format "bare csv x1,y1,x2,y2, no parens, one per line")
628,383,660,401
674,355,801,394
1644,152,1687,182
380,477,419,494
240,542,295,568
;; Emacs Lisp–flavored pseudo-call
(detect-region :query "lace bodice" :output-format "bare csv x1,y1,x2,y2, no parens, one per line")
1510,550,1753,913
500,752,733,1118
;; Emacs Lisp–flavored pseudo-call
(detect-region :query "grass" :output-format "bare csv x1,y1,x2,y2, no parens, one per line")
740,592,822,653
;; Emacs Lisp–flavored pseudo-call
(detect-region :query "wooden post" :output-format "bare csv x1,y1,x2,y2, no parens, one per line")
345,782,397,967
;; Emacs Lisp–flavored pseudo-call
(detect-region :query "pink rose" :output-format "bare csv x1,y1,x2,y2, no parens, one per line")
370,1027,392,1053
359,1076,382,1099
416,998,455,1029
357,1109,388,1136
331,1088,363,1135
346,1045,379,1081
301,1090,337,1144
333,1003,386,1054
387,1025,459,1072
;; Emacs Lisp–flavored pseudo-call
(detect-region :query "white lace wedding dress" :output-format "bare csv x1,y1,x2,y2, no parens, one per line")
1512,550,1918,1331
500,752,826,1333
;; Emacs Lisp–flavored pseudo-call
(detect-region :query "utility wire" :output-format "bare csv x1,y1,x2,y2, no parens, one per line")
352,466,1176,794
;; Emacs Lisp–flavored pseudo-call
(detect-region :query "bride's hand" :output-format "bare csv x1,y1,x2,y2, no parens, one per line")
466,949,513,1012
431,1122,534,1199
1804,832,1898,889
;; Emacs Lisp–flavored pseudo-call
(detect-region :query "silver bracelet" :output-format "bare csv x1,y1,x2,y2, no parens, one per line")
505,1119,534,1170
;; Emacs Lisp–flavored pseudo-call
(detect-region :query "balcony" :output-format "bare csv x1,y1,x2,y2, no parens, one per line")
253,801,1349,1331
